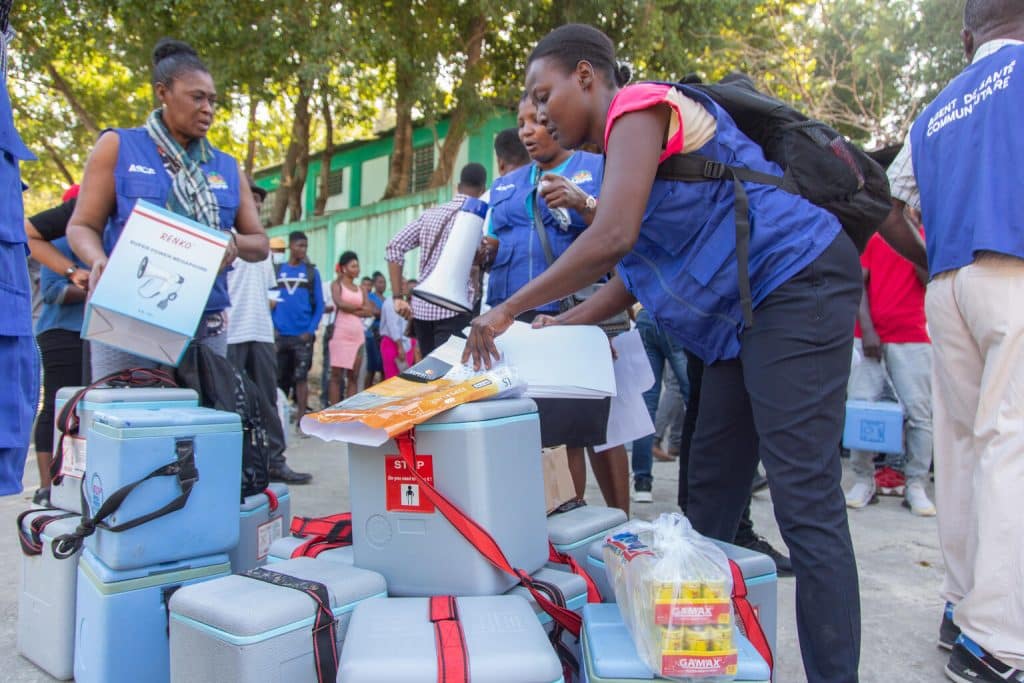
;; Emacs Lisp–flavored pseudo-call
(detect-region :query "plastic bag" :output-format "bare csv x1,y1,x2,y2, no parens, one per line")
603,513,739,681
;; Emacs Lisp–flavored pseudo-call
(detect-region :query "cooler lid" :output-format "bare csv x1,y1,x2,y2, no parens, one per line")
712,539,777,579
80,549,230,592
420,397,537,427
340,596,563,683
169,557,386,639
20,509,81,541
547,505,628,546
239,482,291,513
77,386,198,407
582,603,771,681
90,407,241,433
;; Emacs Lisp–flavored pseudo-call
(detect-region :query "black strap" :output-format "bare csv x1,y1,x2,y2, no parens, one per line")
17,508,77,556
244,567,338,683
528,576,580,680
51,438,199,560
655,154,785,328
547,497,587,517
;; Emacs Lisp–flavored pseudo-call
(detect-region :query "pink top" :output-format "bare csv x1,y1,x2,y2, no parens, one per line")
604,83,686,162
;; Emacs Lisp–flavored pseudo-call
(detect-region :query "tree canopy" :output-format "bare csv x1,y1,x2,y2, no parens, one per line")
8,0,964,216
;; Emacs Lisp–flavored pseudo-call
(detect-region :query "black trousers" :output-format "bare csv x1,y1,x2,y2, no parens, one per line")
228,341,288,469
687,233,862,683
34,329,86,453
413,313,472,357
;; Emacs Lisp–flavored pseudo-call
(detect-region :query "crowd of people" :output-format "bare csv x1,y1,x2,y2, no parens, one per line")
3,1,1023,681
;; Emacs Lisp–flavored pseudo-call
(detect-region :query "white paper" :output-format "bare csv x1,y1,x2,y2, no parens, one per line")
595,329,656,452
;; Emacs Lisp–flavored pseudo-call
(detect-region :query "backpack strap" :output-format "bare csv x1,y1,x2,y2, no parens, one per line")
430,596,470,683
729,558,774,675
245,567,339,683
51,438,199,560
305,263,317,314
655,154,783,329
395,431,583,637
17,508,77,556
547,541,603,603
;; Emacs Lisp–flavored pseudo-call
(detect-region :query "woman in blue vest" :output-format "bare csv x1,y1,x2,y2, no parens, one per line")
465,24,862,683
68,39,268,377
487,95,632,513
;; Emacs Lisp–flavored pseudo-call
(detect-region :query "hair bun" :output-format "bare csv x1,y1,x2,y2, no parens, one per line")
152,38,198,67
614,62,632,87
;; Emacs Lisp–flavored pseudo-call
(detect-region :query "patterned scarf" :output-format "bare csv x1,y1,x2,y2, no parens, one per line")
144,109,221,230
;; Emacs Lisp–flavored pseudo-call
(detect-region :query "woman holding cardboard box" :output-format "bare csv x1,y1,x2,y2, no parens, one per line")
67,38,268,377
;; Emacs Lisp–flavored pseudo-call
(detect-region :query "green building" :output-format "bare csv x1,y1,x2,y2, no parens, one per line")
253,110,515,285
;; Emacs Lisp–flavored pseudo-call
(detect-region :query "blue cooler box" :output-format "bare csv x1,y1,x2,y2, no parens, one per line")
74,549,230,683
84,407,242,570
581,603,770,682
842,399,904,454
52,386,199,513
229,482,291,573
587,538,778,654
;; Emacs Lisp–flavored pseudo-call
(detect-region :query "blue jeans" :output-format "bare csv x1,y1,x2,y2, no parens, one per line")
632,309,690,486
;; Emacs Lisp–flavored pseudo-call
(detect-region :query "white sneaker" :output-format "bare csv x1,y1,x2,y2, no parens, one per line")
845,479,877,509
632,488,653,504
903,482,936,517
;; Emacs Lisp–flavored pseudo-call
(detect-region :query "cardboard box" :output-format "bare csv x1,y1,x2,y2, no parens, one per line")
542,445,577,513
83,200,228,366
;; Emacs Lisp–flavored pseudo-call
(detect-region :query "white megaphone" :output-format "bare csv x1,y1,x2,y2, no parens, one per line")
412,194,489,314
137,256,186,309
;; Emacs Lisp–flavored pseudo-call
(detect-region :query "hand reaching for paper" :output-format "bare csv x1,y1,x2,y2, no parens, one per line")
462,303,515,370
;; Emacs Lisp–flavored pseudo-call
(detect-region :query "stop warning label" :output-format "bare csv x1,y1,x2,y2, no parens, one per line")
384,454,435,513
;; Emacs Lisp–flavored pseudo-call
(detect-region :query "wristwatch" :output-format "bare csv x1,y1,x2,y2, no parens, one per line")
64,265,77,278
584,195,598,212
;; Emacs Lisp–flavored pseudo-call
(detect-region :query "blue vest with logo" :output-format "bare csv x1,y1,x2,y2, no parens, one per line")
487,152,603,311
910,44,1024,278
619,85,840,364
107,127,240,313
0,70,36,338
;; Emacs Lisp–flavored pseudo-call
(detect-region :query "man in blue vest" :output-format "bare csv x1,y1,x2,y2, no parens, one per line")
884,2,1024,679
0,7,40,495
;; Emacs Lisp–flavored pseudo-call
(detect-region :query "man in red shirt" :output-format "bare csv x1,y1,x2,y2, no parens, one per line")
845,227,935,516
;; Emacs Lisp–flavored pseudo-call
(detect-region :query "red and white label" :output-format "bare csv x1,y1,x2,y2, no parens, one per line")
662,651,738,678
384,454,435,513
655,600,732,626
60,436,87,479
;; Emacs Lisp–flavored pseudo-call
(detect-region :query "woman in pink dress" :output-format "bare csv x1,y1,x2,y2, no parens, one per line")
328,251,370,402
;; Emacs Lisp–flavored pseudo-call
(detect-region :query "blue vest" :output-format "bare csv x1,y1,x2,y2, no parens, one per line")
619,85,840,364
107,127,240,313
910,44,1024,277
487,152,603,311
0,71,36,337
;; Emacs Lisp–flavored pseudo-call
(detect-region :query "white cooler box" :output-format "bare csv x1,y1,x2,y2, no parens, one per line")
169,557,387,683
339,595,564,683
547,504,627,601
229,482,291,572
17,510,82,680
75,549,230,683
267,535,354,565
52,386,198,513
84,407,242,570
349,397,548,596
587,537,779,654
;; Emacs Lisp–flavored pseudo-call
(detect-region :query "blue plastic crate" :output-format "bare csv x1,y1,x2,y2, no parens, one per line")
843,400,904,454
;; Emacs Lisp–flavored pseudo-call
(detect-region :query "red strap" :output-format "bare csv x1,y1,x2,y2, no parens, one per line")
290,538,351,559
730,559,774,675
264,487,279,512
548,541,603,603
289,513,352,540
430,596,469,683
396,431,582,637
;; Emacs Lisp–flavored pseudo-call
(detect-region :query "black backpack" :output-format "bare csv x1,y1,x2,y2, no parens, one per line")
175,343,272,499
655,74,892,326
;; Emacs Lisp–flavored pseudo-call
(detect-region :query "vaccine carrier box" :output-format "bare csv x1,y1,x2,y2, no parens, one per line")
587,538,779,654
338,595,564,683
267,536,354,565
169,557,387,683
229,482,291,573
74,549,230,683
508,567,588,627
84,407,242,570
843,399,904,454
349,397,548,596
17,511,82,680
83,199,229,366
547,504,627,581
580,603,770,683
52,386,198,513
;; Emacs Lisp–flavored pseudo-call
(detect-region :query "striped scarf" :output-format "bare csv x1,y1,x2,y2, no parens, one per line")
144,109,221,230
